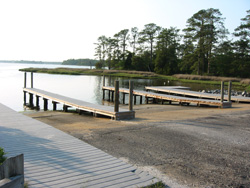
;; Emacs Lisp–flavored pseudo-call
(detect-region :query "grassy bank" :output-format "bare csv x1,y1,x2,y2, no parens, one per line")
19,67,250,91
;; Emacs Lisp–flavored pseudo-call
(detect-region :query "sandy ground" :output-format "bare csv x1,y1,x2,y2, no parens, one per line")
23,103,250,188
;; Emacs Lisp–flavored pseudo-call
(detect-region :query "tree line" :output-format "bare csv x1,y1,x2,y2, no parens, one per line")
94,9,250,78
62,58,98,66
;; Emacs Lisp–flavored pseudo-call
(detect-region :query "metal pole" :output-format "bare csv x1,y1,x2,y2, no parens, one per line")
114,80,119,112
228,81,232,102
221,81,224,102
31,72,33,88
129,80,134,111
24,72,27,88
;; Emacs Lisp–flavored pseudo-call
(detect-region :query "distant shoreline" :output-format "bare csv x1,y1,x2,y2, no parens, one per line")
0,60,62,65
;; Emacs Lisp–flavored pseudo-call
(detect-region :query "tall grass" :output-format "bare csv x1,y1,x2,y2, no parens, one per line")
173,74,242,82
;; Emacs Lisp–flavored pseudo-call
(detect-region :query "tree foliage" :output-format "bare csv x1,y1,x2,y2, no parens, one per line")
93,9,250,78
62,59,98,66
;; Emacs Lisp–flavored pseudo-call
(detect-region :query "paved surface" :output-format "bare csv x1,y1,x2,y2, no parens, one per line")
0,103,157,188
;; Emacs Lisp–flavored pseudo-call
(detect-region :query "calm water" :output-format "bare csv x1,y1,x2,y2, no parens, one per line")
0,62,222,112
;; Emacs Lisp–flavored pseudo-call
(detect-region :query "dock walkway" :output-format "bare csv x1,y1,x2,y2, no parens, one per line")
0,103,157,188
23,88,135,120
102,86,232,108
145,86,250,103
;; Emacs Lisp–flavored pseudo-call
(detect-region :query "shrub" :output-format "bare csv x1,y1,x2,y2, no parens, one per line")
0,147,7,165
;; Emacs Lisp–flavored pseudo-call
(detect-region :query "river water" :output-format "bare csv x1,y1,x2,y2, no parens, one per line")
0,62,222,112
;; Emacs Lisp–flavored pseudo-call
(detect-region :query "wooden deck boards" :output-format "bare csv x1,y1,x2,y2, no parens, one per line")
145,86,250,103
102,86,232,108
0,103,158,188
23,88,135,120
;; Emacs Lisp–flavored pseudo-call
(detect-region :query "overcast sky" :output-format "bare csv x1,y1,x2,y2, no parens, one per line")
0,0,249,62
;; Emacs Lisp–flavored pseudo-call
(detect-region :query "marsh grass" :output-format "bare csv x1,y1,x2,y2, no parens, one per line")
173,74,242,82
19,68,250,91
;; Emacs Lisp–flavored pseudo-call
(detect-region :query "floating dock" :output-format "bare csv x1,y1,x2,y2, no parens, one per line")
23,88,135,120
102,86,232,108
0,103,157,188
145,86,250,103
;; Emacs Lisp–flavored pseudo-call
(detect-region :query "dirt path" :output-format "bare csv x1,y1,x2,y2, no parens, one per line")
24,103,250,188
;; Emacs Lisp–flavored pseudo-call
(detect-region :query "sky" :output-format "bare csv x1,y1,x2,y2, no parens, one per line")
0,0,249,62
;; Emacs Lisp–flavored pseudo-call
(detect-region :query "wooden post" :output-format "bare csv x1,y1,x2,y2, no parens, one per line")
36,95,40,108
103,89,105,100
102,75,105,100
114,80,119,112
109,75,111,86
108,90,111,101
123,93,126,104
140,96,143,104
111,91,114,102
103,75,105,86
23,91,26,105
228,81,232,102
63,104,68,112
146,97,149,104
43,98,48,111
24,72,27,88
29,93,34,107
52,101,57,111
129,80,133,111
31,72,33,88
221,81,224,102
134,95,137,105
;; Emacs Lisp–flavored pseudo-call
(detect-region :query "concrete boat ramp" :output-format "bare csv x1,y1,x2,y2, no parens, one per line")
0,103,158,188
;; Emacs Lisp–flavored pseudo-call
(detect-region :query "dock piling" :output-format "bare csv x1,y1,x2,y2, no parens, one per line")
24,72,27,88
29,93,34,107
114,80,119,112
221,81,224,102
23,91,26,105
129,81,133,111
31,72,33,88
43,98,48,111
36,96,40,109
52,101,57,111
228,81,232,102
102,75,106,100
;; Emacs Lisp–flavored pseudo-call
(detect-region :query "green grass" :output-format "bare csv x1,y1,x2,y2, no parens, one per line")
0,147,7,165
142,181,166,188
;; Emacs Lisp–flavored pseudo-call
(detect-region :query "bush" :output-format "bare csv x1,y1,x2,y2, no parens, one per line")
0,147,7,165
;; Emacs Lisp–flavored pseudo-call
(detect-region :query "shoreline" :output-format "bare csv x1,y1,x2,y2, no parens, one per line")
19,67,250,91
23,103,250,188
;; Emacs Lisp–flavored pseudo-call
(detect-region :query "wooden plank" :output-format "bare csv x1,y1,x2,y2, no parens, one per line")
145,86,250,103
0,103,157,187
103,86,232,108
23,88,135,120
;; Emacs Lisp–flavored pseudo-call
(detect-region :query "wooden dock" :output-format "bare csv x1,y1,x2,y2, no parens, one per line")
145,86,250,103
0,103,158,188
102,86,232,108
23,88,135,120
